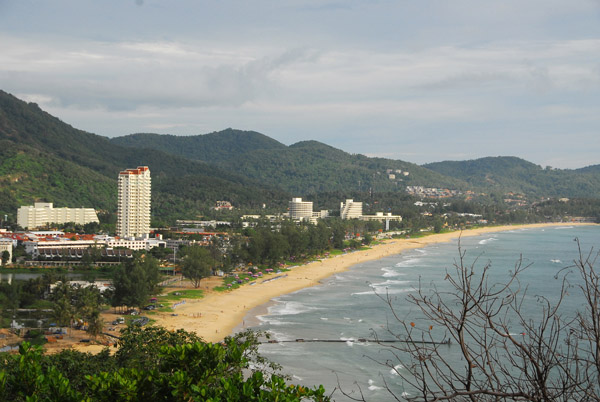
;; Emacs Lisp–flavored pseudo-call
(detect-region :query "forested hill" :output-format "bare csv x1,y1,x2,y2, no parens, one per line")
111,129,287,164
0,90,289,219
424,157,600,198
112,132,469,194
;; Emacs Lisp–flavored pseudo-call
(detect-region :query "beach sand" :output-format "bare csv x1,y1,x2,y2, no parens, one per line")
71,222,594,353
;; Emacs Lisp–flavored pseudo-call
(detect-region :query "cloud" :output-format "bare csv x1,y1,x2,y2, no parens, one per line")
1,0,600,168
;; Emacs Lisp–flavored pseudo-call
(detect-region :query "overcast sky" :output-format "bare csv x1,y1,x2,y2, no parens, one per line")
2,0,600,168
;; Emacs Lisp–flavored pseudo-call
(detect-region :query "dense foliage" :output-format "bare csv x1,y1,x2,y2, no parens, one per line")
112,255,162,308
0,326,330,401
113,131,468,194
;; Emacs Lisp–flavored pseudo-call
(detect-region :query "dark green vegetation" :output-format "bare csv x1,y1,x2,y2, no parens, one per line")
113,131,467,194
0,326,330,401
2,89,600,225
180,246,216,288
112,255,162,309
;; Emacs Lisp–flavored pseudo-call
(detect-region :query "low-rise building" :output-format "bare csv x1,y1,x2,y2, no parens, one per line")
17,202,99,229
25,239,101,259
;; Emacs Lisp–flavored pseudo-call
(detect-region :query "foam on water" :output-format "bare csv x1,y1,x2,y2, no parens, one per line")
381,267,403,277
268,300,319,316
371,280,410,287
368,379,382,391
389,364,404,376
352,288,410,296
479,237,498,245
395,257,422,268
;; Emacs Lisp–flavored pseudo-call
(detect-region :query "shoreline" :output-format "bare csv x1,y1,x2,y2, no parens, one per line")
148,222,596,343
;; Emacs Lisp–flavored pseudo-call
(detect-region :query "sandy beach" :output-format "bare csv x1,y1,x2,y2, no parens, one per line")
141,222,595,344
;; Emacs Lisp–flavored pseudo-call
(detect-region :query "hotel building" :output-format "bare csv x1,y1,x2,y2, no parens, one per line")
17,203,99,229
289,198,314,221
340,199,363,220
116,166,151,238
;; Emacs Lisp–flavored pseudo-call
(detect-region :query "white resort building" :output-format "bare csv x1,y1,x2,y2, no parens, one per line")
288,198,329,223
289,198,314,220
116,166,151,238
340,199,363,219
17,202,99,229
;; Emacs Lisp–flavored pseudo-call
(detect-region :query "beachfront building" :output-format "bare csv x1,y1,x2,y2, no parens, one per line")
0,238,12,265
17,203,99,229
340,199,363,220
360,212,403,231
24,238,101,259
116,166,151,238
289,198,313,220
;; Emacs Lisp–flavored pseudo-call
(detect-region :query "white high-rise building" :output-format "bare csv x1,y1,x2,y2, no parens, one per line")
116,166,151,238
340,199,363,220
17,203,99,229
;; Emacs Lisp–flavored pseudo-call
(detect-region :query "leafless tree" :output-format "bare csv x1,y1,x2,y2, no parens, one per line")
355,238,600,401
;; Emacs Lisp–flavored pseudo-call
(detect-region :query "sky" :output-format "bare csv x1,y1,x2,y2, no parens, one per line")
1,0,600,169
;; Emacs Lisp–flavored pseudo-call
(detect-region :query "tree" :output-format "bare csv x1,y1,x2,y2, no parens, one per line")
0,327,330,401
368,240,600,401
181,246,215,288
86,310,104,339
112,255,162,309
51,281,75,329
1,250,9,266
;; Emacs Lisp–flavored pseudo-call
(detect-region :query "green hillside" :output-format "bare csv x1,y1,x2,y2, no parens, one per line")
111,129,287,164
0,140,116,215
112,132,469,194
0,91,289,221
424,157,600,198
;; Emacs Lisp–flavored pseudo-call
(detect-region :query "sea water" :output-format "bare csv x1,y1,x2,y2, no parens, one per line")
248,225,600,401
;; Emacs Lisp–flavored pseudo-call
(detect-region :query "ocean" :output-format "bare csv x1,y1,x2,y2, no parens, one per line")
247,225,600,401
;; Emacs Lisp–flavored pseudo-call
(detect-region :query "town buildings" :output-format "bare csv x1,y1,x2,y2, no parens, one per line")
116,166,151,238
16,202,99,229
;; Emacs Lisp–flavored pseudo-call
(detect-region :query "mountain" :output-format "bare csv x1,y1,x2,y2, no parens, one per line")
115,130,600,199
0,90,289,220
111,129,287,164
424,157,600,198
112,132,469,194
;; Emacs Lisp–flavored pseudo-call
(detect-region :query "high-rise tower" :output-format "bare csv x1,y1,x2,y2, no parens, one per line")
116,166,151,238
